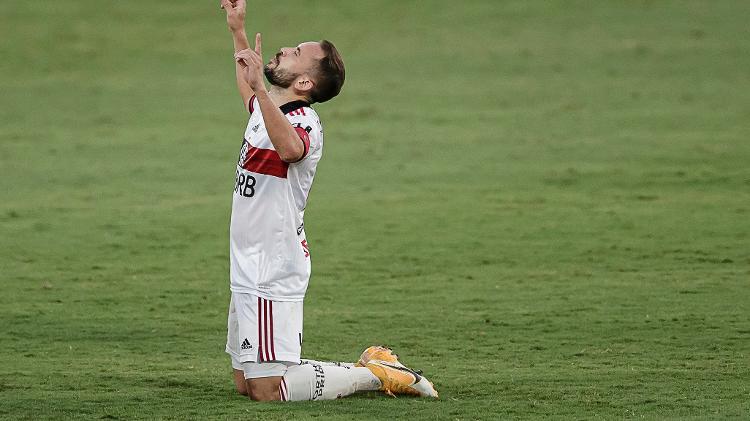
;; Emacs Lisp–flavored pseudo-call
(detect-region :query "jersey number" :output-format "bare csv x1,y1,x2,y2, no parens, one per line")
235,171,256,197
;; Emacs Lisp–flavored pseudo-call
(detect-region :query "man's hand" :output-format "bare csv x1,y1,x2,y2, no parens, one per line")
221,0,246,32
234,33,265,92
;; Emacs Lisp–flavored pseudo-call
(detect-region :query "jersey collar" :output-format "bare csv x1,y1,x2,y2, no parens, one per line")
280,100,310,114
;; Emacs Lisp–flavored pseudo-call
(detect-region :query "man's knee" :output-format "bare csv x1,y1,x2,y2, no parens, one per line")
246,378,282,401
236,383,249,396
233,369,248,396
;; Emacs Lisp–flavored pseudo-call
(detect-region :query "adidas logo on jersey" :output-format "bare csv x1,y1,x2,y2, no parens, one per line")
241,338,253,350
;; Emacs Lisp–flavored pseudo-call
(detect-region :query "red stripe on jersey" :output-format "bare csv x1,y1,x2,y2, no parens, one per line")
241,144,289,178
287,107,306,116
258,297,263,362
248,95,256,114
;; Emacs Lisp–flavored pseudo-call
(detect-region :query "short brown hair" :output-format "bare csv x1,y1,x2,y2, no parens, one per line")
310,40,345,104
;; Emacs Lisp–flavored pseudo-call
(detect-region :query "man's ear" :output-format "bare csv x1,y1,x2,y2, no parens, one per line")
294,75,315,95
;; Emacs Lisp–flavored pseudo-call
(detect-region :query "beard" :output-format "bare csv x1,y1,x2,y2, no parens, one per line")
264,61,298,88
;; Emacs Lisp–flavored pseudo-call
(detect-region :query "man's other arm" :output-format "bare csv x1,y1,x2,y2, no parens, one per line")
221,0,254,110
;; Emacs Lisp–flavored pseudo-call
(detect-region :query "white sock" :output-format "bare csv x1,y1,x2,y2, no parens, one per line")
280,364,381,401
300,358,356,368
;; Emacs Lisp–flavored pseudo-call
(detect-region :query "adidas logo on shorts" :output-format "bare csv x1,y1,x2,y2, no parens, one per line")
241,338,253,350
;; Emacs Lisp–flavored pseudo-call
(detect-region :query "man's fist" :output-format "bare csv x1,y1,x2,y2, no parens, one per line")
221,0,246,32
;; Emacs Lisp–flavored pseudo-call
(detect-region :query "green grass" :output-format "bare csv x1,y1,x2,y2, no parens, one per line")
2,0,750,419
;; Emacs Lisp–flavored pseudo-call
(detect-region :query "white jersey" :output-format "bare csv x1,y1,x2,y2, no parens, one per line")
229,96,323,301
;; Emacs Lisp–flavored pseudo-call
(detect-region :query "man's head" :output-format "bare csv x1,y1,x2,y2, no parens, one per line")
264,40,345,104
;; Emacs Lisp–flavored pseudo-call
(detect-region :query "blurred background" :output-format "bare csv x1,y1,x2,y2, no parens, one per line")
1,1,749,419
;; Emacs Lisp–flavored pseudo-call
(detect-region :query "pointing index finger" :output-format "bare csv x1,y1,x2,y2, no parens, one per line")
255,33,262,56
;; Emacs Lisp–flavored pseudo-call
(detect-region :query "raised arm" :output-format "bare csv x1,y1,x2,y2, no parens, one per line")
234,35,306,163
221,0,254,110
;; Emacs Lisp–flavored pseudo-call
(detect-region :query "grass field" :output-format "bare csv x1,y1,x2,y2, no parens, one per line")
2,0,750,419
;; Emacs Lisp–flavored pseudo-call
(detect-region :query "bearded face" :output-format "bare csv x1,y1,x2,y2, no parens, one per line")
264,64,298,88
263,52,300,88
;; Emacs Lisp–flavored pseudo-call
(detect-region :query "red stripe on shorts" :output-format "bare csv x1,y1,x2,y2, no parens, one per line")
269,301,276,360
263,299,272,362
257,296,264,362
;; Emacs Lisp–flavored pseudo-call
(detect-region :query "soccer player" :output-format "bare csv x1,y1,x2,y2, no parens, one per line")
220,0,438,401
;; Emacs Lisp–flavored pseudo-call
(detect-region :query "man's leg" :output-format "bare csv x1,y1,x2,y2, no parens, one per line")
240,360,380,401
241,362,288,401
241,350,439,401
232,369,248,396
228,293,382,401
283,346,439,400
246,376,282,401
280,363,381,401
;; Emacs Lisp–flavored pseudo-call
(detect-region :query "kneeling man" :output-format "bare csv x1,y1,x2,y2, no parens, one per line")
220,0,438,401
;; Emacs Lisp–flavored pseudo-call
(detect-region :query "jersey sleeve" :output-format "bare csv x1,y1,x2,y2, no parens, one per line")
288,110,323,163
248,95,257,114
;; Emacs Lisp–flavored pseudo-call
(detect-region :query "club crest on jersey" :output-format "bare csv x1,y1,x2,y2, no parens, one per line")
293,123,313,134
237,139,250,168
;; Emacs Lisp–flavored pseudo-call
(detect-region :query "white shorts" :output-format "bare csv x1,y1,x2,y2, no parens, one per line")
226,292,303,378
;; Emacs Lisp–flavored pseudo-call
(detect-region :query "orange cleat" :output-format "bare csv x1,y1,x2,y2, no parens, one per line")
364,357,438,398
356,345,399,367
